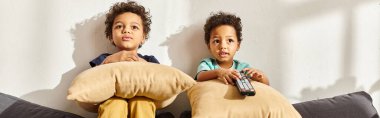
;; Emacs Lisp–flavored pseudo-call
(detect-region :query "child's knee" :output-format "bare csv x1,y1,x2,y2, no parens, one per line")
98,97,128,118
128,96,156,118
102,97,128,106
128,96,155,109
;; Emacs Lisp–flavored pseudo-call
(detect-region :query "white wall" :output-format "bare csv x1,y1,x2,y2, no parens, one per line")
0,0,379,117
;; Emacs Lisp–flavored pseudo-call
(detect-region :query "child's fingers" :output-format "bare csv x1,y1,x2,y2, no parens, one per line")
222,78,228,85
242,68,250,72
253,69,264,78
218,77,229,85
252,72,259,79
120,54,139,62
101,59,109,64
102,57,116,64
226,76,235,85
138,57,147,62
252,72,264,82
257,74,263,79
131,55,139,61
119,53,129,61
245,69,254,78
231,71,241,80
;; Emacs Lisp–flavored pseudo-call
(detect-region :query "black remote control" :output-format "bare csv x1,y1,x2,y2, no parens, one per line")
235,71,256,96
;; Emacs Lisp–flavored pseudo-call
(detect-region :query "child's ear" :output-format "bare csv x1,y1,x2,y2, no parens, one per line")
142,35,146,44
139,35,146,47
109,38,116,46
237,42,241,51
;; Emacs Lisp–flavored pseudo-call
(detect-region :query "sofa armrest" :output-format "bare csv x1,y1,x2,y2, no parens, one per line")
293,91,379,118
0,92,83,118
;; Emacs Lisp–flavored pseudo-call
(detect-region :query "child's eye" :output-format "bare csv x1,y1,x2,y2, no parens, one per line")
114,25,123,29
212,39,220,44
132,25,139,30
228,39,234,43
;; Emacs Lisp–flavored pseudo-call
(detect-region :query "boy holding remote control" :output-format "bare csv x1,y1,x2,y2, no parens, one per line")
195,12,269,86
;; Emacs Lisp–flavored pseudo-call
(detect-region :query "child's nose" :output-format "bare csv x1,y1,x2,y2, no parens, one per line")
122,27,131,34
219,45,227,50
219,41,228,49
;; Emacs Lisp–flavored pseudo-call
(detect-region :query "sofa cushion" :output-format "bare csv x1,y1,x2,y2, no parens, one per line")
293,91,379,118
0,92,83,118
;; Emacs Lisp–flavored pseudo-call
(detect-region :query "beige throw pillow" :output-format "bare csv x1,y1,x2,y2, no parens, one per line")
67,62,196,109
187,79,301,118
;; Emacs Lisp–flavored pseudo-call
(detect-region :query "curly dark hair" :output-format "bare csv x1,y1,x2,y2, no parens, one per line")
105,1,152,42
203,12,242,45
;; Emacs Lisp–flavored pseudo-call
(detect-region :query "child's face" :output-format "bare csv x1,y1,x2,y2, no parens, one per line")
112,12,145,51
208,25,240,64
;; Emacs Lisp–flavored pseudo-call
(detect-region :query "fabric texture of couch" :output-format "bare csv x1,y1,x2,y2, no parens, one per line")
0,93,83,118
1,91,378,118
293,91,379,118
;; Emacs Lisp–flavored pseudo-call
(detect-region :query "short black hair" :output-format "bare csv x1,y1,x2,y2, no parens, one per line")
203,12,242,45
105,1,152,42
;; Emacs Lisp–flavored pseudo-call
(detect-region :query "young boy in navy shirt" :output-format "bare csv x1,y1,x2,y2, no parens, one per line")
89,2,159,118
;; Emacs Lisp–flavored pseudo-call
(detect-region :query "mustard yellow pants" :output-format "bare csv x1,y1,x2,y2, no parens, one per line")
98,97,156,118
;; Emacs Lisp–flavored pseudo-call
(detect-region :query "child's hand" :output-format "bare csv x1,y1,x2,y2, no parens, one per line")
102,50,146,64
242,68,268,84
216,68,241,85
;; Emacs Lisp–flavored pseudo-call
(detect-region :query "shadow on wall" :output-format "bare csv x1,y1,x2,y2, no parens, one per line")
161,24,210,77
297,0,378,102
298,76,364,102
20,14,117,118
159,24,210,117
369,79,380,94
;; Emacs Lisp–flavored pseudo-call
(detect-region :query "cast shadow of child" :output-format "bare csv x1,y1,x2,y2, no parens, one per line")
20,13,117,118
159,24,211,117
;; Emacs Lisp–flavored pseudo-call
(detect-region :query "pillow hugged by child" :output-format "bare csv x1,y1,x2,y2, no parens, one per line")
186,12,301,118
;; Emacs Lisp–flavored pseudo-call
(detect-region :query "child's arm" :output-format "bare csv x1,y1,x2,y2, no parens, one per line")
102,50,147,64
197,68,241,85
242,68,270,85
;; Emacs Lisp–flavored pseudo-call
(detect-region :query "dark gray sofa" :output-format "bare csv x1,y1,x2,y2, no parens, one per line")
0,93,82,118
0,91,378,118
293,91,379,118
